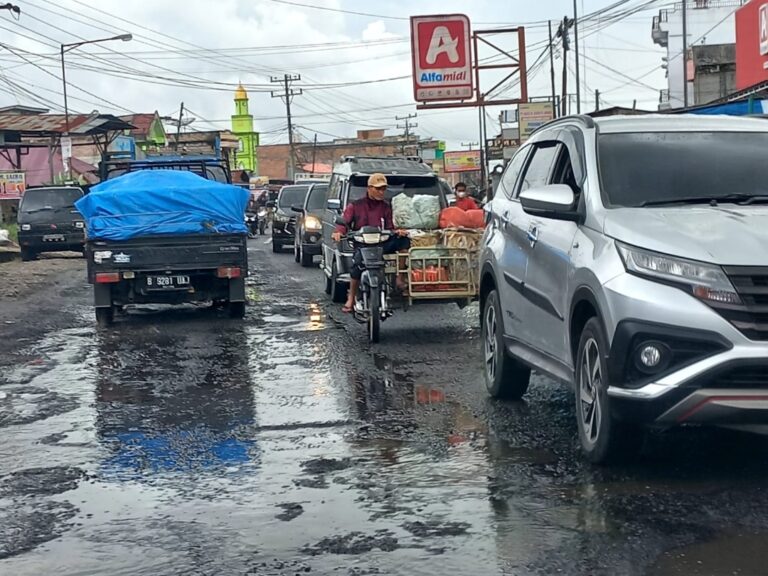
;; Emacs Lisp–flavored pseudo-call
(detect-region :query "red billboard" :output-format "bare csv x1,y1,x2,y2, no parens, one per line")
736,1,768,90
411,14,473,102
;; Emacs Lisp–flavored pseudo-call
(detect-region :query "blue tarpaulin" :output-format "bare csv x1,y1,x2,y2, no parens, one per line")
76,169,249,241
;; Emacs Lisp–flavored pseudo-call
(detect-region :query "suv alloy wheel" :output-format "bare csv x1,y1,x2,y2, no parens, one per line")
483,289,530,400
575,317,643,463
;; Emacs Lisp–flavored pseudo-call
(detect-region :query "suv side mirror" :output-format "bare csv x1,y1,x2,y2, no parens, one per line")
327,198,341,212
519,185,581,222
291,204,305,214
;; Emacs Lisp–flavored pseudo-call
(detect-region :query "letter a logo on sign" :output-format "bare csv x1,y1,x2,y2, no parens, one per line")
761,4,768,56
425,26,460,65
410,14,473,103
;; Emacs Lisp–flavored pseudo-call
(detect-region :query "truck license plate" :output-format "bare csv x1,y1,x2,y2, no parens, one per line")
43,234,65,242
146,275,190,289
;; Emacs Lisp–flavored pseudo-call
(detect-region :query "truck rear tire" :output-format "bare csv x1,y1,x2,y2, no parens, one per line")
300,245,314,267
229,301,246,319
95,307,114,327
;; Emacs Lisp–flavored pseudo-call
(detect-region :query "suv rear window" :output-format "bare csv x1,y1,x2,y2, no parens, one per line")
598,132,768,207
348,175,444,207
21,188,83,212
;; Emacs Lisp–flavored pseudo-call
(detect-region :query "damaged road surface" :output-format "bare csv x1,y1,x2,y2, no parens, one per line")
4,244,768,576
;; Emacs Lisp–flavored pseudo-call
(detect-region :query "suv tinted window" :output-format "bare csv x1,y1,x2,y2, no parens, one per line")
348,175,444,207
306,184,329,211
518,143,559,196
599,132,768,207
501,146,530,199
21,188,83,212
278,185,310,208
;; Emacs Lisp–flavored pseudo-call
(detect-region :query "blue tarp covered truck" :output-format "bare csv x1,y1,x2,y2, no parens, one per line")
76,170,250,326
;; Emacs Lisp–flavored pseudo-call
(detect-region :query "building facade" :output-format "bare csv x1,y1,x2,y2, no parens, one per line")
231,84,258,173
652,0,748,109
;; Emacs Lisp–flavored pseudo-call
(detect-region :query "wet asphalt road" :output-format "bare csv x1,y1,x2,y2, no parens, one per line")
4,241,768,575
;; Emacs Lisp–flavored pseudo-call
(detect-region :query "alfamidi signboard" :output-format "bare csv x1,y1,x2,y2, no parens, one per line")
411,14,474,102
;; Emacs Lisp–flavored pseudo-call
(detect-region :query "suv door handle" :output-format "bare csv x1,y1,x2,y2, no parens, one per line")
527,225,539,247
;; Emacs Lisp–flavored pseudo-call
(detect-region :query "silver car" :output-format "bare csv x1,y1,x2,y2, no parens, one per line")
480,114,768,463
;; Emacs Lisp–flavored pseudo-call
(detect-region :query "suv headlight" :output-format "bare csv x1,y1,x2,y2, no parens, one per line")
304,216,322,231
616,242,741,305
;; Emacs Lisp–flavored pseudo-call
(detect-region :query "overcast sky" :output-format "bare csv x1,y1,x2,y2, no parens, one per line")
0,0,671,151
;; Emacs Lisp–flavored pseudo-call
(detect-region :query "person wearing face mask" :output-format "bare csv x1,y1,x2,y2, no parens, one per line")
453,182,478,211
331,173,409,313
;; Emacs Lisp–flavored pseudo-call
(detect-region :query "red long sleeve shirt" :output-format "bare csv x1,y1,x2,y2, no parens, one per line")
454,196,479,211
335,197,394,234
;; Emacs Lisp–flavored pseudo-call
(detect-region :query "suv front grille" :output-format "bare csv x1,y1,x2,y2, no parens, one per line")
719,266,768,340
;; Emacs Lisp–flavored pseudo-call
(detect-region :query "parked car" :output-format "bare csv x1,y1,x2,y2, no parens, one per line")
292,182,328,267
319,156,446,303
480,114,768,463
17,186,85,261
272,184,310,253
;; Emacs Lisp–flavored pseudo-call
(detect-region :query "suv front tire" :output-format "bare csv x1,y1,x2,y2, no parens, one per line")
483,289,531,400
575,317,643,463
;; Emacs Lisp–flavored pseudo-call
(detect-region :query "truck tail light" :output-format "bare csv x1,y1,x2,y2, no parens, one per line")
216,267,242,279
95,272,121,283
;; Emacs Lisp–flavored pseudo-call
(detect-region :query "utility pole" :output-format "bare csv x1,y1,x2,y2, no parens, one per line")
548,20,557,118
396,113,417,154
461,141,479,150
310,133,318,176
174,102,184,151
682,0,689,108
573,0,581,114
271,74,302,180
557,16,573,117
594,89,600,112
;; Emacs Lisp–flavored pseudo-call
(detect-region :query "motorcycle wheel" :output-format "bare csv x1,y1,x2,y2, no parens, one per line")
368,285,381,343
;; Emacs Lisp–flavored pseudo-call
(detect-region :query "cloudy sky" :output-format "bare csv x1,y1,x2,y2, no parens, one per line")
0,0,672,151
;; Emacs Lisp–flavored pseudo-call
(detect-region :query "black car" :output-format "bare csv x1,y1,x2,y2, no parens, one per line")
17,186,86,261
272,184,310,253
292,183,328,267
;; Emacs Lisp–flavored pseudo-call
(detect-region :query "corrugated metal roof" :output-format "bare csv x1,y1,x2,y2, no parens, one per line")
0,113,134,135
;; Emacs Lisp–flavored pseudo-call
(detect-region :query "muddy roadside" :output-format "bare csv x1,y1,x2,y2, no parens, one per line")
0,255,89,368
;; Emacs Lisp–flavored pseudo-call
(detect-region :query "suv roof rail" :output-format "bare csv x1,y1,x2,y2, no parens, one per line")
340,155,423,164
532,114,596,136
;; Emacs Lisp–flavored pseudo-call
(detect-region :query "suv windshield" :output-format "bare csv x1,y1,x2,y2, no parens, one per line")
599,132,768,207
21,188,83,212
306,184,329,211
278,185,310,208
349,175,443,207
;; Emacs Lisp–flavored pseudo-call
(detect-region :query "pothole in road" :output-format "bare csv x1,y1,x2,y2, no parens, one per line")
275,503,304,522
0,386,79,427
302,529,400,556
0,500,78,560
401,520,471,538
0,466,86,498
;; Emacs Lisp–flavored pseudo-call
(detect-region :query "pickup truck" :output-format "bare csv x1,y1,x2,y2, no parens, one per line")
77,169,249,326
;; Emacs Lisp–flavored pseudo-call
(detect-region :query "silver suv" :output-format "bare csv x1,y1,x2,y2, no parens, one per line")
480,114,768,463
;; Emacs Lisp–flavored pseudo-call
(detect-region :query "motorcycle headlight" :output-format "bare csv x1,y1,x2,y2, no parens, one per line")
361,233,382,244
21,224,31,231
304,216,322,231
616,242,741,305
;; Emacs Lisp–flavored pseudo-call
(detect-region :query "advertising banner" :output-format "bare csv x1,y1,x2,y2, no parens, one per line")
0,172,25,200
443,150,481,173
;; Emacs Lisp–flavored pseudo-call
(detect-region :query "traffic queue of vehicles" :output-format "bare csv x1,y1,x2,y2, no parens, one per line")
17,114,768,463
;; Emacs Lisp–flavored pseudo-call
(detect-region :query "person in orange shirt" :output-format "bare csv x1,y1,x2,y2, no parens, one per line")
453,182,478,211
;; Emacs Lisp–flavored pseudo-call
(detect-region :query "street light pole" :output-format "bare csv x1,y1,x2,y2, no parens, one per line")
60,34,132,180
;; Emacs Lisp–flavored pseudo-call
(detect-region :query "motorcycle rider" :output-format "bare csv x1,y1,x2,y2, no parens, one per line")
331,173,409,313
